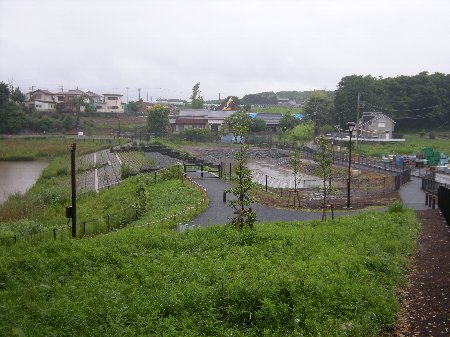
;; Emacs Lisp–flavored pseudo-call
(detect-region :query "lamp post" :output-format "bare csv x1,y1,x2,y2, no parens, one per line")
346,122,356,209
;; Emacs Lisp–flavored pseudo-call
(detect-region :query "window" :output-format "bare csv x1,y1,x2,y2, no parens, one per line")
378,122,386,128
57,96,64,101
107,96,117,101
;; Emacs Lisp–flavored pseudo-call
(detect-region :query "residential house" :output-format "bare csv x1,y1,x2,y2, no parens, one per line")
169,109,236,134
24,89,56,111
96,94,124,113
358,112,396,139
86,91,103,104
277,97,297,106
251,112,283,131
55,89,87,112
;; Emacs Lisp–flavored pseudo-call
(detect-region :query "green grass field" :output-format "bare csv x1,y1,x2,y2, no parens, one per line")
0,206,419,336
357,133,450,158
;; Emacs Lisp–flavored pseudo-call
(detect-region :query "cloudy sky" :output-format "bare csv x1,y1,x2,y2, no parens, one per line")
1,0,449,101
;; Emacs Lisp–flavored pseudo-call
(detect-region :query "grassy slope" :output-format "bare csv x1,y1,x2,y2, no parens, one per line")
0,208,419,336
0,137,118,161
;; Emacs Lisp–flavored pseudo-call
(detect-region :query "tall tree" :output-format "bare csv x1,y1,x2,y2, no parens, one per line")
303,91,334,135
190,82,204,109
223,111,251,143
289,121,314,147
0,82,10,105
147,104,170,136
10,87,25,103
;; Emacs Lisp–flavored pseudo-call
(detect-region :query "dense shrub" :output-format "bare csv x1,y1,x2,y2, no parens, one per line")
180,128,210,142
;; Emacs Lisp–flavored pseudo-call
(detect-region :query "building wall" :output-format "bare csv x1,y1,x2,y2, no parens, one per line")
363,116,395,139
97,95,124,113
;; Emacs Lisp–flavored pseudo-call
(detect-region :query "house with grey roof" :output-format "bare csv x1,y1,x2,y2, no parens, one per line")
358,112,396,139
169,109,236,134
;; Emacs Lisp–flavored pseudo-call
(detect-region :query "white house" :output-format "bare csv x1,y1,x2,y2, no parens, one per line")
169,109,236,134
96,94,124,113
24,89,56,111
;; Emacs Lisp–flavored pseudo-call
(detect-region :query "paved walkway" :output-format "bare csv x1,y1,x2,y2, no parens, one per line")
399,176,429,210
187,172,360,227
188,172,433,227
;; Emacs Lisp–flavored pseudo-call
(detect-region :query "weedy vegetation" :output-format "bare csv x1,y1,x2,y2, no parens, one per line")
0,207,419,336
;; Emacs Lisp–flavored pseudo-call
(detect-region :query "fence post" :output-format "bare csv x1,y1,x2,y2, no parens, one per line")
229,163,232,180
14,235,17,244
425,192,429,205
83,221,86,236
107,214,110,231
223,191,227,202
53,228,56,240
154,171,157,183
265,175,268,192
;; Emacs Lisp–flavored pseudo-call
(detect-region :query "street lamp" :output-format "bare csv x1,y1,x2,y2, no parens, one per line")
346,122,356,208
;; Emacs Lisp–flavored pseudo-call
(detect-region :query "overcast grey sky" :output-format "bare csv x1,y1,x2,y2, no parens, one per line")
1,0,449,101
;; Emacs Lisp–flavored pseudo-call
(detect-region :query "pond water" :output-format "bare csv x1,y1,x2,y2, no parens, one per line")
0,161,48,204
248,159,322,189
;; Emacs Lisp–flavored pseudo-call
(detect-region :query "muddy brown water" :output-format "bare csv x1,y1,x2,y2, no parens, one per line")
0,161,48,204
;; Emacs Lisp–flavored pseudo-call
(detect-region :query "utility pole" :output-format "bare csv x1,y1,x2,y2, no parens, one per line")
146,90,148,102
138,88,141,101
356,92,361,150
126,87,129,103
70,143,77,238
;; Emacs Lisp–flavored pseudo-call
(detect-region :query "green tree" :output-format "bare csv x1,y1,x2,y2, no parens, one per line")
313,135,334,208
62,114,75,131
249,118,267,132
0,82,10,105
289,121,314,147
127,100,141,114
223,111,251,143
279,113,301,130
190,82,204,109
72,93,92,113
147,104,170,136
0,102,27,133
303,91,334,135
241,92,278,105
226,146,257,229
10,87,25,103
180,128,210,142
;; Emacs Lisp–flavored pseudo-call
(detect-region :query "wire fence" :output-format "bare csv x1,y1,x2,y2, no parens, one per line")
0,166,208,246
217,146,411,208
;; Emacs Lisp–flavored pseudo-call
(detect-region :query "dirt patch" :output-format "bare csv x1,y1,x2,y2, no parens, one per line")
390,209,450,336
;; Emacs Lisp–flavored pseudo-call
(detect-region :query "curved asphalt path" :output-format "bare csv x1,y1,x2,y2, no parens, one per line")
399,176,429,210
187,172,361,227
186,171,431,227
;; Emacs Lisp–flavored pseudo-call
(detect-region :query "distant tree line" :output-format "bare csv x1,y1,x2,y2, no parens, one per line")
333,72,450,130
